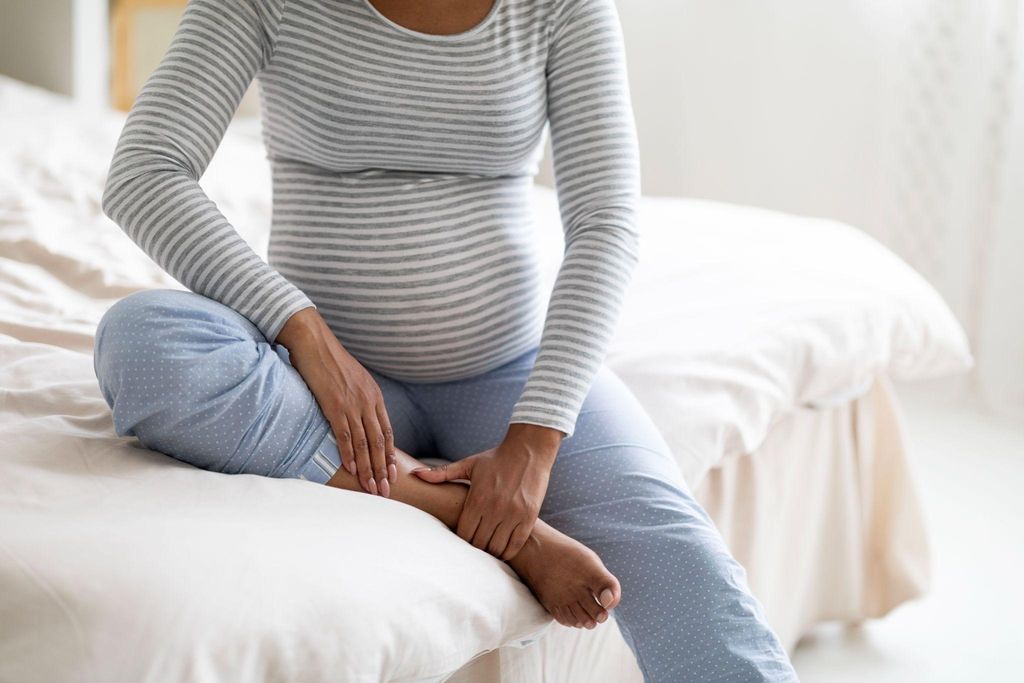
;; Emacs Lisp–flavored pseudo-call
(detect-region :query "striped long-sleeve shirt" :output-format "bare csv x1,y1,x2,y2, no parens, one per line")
101,0,641,437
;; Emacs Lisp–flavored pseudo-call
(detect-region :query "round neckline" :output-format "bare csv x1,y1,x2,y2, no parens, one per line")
358,0,504,42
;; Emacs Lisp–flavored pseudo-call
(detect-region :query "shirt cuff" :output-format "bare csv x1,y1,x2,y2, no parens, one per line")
508,401,578,439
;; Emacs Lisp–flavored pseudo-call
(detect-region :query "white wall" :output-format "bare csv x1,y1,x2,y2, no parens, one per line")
587,0,1023,421
0,0,74,96
0,0,107,108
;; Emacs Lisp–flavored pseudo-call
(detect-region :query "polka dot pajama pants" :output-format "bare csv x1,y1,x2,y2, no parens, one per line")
93,288,797,682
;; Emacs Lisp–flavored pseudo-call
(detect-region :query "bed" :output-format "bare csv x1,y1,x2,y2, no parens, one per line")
0,75,972,682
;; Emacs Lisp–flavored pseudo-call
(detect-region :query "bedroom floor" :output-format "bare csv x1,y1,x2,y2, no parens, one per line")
790,381,1024,682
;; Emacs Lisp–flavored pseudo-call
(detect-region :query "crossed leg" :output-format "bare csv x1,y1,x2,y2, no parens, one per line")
93,288,620,629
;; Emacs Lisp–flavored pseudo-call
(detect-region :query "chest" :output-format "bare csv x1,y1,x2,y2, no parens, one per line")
258,0,551,173
364,0,497,35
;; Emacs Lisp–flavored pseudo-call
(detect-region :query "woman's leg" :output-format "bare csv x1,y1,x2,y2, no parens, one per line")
412,350,799,682
92,288,430,481
93,288,618,624
323,443,620,620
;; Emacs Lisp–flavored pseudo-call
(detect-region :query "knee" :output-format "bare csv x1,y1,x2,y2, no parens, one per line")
93,289,261,428
95,288,200,341
95,289,190,383
95,289,192,354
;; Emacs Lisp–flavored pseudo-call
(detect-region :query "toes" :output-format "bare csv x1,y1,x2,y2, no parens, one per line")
551,605,571,627
578,592,604,623
575,601,599,629
595,575,622,610
567,603,594,629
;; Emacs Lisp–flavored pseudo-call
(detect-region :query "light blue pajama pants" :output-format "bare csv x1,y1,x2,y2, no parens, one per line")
93,288,798,682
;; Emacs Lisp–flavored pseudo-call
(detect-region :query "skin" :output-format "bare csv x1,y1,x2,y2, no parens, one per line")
325,444,621,629
367,0,498,35
276,307,616,628
273,0,619,629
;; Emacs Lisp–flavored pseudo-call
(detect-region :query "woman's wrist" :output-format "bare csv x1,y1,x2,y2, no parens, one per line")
504,422,564,464
274,306,321,348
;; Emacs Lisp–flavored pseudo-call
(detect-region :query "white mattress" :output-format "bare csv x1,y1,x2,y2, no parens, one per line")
0,76,968,681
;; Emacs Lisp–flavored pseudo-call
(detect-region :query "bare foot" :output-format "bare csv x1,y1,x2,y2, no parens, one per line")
327,446,621,628
508,520,621,629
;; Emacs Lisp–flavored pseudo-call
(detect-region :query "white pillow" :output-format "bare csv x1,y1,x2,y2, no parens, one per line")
529,188,973,483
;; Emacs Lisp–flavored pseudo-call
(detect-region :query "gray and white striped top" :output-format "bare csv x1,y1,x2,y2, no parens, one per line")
102,0,641,437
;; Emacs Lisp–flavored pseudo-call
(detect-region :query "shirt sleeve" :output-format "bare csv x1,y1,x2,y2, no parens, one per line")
100,0,315,343
508,0,642,438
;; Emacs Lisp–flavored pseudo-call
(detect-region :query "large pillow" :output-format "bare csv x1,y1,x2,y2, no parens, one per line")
528,188,972,482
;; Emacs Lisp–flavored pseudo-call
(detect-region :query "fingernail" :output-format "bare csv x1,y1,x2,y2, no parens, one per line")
380,478,390,498
410,467,426,474
368,478,378,495
346,461,356,476
388,463,398,482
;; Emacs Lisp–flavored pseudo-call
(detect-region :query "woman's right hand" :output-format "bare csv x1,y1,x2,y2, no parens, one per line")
275,307,397,497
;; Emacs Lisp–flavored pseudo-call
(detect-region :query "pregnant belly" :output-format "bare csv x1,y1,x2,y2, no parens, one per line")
267,167,547,381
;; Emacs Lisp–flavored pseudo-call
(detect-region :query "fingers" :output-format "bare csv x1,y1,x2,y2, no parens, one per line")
376,403,397,483
347,416,376,495
331,416,358,479
487,521,516,558
500,521,533,561
456,505,482,546
330,388,393,497
471,515,500,553
411,459,471,483
362,412,389,498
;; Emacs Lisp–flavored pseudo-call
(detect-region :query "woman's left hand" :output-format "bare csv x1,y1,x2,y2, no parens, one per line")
412,423,563,561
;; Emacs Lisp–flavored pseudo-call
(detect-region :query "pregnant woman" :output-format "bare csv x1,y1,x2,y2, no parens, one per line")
93,0,797,680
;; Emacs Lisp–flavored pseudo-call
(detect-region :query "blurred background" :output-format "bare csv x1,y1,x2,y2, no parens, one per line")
1,1,1021,680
